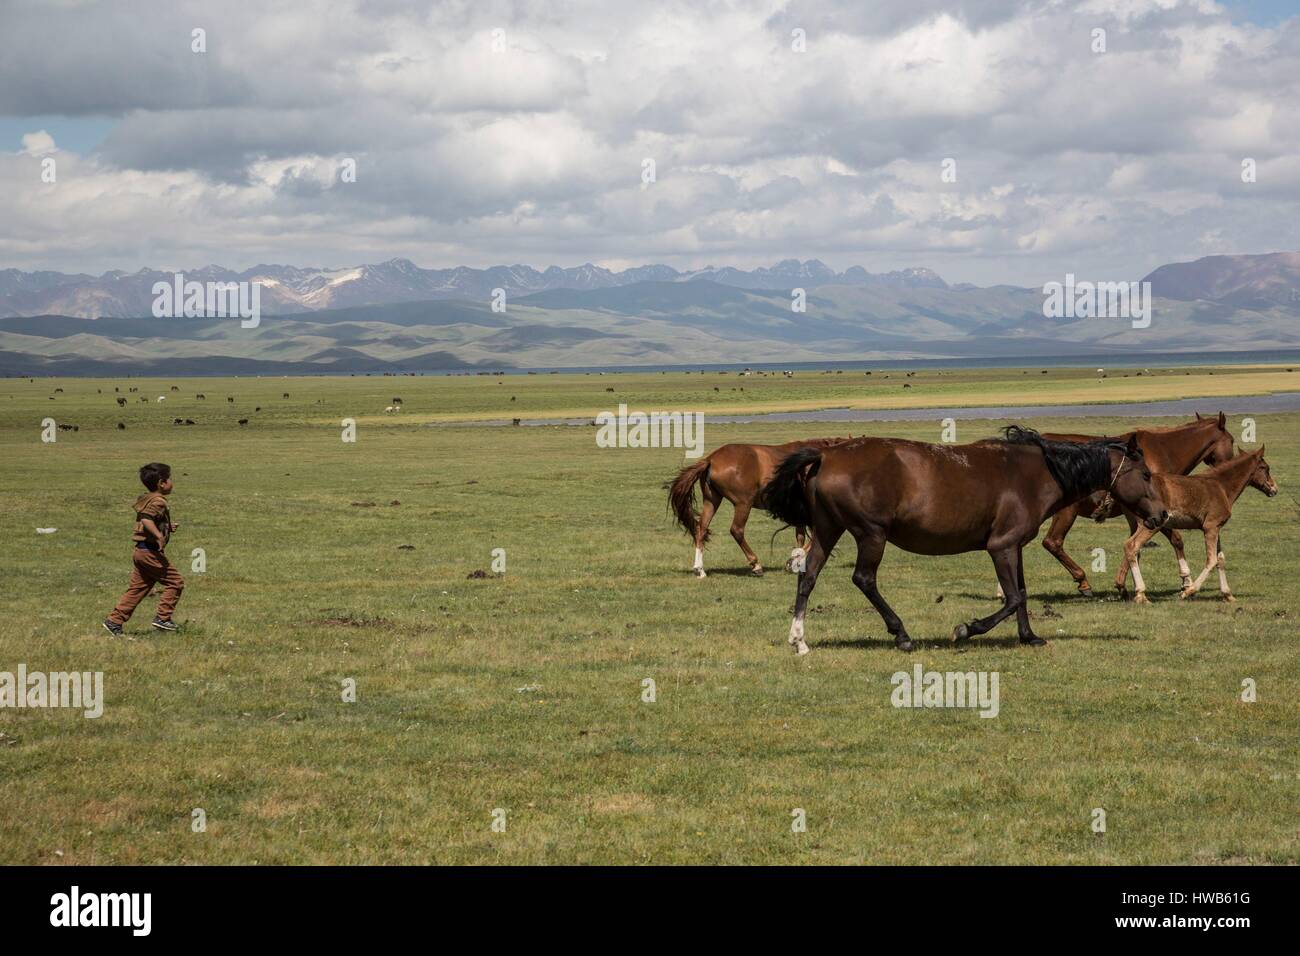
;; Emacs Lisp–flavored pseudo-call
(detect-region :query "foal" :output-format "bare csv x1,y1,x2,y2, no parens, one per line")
764,427,1167,653
1115,448,1277,603
668,437,848,577
1026,414,1235,596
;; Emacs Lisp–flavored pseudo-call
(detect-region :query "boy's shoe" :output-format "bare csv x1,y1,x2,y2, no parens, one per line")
151,617,179,632
102,619,124,637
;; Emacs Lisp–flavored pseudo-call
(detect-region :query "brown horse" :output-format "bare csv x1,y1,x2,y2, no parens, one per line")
1115,448,1277,603
1027,413,1235,596
668,437,848,577
763,427,1167,653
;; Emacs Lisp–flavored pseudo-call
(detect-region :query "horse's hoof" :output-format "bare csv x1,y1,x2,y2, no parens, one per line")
1179,589,1194,600
750,565,764,577
1021,636,1048,647
1222,594,1236,603
1078,587,1094,599
1134,593,1149,605
952,623,970,643
897,638,915,652
793,641,810,656
694,569,707,579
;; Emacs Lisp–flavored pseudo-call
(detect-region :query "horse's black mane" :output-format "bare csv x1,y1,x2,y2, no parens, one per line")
1000,425,1132,498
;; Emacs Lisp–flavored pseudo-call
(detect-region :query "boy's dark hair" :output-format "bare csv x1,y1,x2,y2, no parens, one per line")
139,462,171,491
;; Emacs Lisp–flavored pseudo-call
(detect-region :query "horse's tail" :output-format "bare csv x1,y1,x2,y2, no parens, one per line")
764,447,823,528
667,458,711,541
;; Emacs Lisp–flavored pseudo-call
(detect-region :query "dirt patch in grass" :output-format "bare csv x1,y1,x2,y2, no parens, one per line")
591,793,656,815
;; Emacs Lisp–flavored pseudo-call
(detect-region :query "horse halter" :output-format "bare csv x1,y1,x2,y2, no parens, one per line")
1106,453,1131,493
1092,449,1133,520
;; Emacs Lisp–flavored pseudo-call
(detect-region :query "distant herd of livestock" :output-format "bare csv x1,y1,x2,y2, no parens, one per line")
48,386,401,430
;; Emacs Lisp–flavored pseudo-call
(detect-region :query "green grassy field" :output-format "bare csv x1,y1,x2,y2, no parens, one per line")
1,370,1297,864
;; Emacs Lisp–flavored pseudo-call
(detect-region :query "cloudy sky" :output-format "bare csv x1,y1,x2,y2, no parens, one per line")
1,0,1297,286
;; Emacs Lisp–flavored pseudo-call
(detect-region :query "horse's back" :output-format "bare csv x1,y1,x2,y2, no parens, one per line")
811,437,1054,553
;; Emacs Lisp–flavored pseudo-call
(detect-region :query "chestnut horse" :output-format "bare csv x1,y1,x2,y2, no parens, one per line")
668,437,848,577
1025,413,1235,596
763,427,1167,653
1115,448,1277,603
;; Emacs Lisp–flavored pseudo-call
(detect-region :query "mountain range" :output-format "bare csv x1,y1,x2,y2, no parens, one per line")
0,258,949,319
0,253,1297,375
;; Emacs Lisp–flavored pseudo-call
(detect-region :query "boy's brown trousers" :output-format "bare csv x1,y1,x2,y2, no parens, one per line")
109,548,184,625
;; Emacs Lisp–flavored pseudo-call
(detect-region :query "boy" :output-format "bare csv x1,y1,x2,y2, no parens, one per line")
103,462,184,635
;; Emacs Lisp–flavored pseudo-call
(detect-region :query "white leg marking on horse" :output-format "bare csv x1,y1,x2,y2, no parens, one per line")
788,615,809,655
1178,557,1191,580
1131,561,1148,603
1188,563,1215,594
693,547,705,578
1217,553,1232,598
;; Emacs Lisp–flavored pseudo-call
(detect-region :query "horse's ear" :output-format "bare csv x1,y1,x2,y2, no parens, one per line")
1217,411,1227,429
1195,412,1203,420
1125,434,1140,457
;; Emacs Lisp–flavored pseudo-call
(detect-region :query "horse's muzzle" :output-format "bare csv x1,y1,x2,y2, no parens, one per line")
1143,510,1168,530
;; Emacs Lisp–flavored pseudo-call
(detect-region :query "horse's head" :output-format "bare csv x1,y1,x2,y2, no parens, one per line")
1109,435,1168,530
1197,411,1236,466
1247,447,1278,497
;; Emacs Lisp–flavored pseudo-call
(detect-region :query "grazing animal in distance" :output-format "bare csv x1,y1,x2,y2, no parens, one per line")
763,427,1167,653
668,437,851,577
227,397,235,403
117,423,126,430
116,397,127,407
238,418,248,426
1115,448,1277,604
157,396,166,402
196,393,206,399
283,392,290,398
